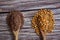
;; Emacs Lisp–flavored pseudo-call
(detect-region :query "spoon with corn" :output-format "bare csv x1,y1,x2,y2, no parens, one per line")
32,9,54,40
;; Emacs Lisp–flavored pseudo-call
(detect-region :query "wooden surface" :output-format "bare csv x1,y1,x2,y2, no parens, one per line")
0,0,60,40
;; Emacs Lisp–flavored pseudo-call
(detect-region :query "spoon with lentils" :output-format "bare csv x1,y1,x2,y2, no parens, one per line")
6,10,24,40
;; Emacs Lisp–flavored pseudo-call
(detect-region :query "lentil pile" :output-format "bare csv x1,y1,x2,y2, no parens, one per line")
7,11,24,31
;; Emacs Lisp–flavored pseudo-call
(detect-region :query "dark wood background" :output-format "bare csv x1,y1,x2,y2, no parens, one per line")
0,0,60,40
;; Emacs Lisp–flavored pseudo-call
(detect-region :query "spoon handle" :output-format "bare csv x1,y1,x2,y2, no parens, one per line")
13,30,19,40
39,30,46,40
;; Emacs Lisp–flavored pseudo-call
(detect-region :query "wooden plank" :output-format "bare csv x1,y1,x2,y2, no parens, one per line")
0,0,60,40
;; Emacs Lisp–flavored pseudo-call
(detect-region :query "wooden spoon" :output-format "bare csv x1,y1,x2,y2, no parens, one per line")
6,10,24,40
31,9,54,40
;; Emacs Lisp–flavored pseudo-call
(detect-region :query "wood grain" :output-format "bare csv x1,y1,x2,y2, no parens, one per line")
0,0,60,40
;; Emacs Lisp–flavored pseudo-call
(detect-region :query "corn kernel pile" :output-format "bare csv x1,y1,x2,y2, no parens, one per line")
32,9,54,35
